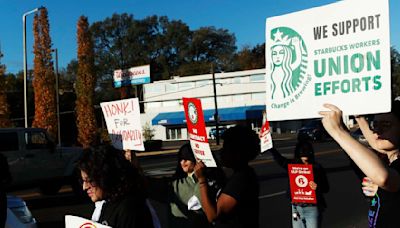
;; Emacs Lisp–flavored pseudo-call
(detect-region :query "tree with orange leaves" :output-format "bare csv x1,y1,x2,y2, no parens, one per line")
76,16,97,148
0,58,12,128
32,7,57,140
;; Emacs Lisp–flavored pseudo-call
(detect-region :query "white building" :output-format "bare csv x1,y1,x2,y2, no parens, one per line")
140,68,301,141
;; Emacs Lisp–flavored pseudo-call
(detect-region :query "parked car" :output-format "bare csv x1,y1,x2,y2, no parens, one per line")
297,120,330,141
351,128,368,145
0,128,82,195
6,195,37,228
209,127,227,139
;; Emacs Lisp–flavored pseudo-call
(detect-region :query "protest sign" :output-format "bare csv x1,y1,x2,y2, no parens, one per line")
65,215,111,228
288,164,316,204
260,119,273,153
183,97,217,167
100,98,144,151
265,0,391,121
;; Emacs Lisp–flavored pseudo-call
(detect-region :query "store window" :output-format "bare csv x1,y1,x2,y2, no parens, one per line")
166,128,182,140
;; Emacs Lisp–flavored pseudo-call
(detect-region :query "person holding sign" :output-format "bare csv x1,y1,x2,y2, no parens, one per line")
320,101,400,228
194,125,260,228
268,140,329,228
147,143,225,228
77,145,154,228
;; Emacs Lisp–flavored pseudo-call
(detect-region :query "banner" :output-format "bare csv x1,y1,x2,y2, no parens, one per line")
113,65,150,88
183,98,217,167
288,164,316,204
265,0,391,121
260,119,273,153
101,98,144,151
65,215,111,228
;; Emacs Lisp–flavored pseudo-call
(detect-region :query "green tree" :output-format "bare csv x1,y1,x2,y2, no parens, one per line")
76,16,98,148
32,8,57,139
392,47,400,98
233,43,265,71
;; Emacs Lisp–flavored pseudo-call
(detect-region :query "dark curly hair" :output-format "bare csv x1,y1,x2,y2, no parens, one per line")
77,145,146,202
220,125,260,168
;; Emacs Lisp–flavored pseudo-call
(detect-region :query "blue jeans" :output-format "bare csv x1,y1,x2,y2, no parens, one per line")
291,204,321,228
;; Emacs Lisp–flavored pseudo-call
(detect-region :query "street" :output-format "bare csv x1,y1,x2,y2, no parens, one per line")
11,138,370,227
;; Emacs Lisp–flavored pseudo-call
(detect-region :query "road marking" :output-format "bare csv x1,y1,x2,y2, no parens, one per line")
258,190,287,199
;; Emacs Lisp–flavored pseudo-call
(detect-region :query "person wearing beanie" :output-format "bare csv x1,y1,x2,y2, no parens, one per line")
269,140,329,228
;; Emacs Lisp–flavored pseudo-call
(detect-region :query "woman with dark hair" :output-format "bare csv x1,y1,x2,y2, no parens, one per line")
269,140,329,228
194,125,260,228
320,101,400,227
78,145,154,228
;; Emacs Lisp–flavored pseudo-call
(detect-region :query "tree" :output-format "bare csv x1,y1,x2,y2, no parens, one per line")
233,43,265,71
76,16,98,148
32,8,57,139
0,57,12,127
391,47,400,98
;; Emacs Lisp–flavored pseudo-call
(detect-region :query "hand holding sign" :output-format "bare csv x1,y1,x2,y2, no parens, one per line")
260,119,273,153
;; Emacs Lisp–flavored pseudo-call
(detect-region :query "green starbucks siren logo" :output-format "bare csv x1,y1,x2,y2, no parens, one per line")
269,27,308,100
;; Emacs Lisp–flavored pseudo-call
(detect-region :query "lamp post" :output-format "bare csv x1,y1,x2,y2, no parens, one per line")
23,7,42,128
211,63,220,145
52,48,61,147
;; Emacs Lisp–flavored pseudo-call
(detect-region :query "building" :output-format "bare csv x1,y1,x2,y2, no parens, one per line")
140,68,301,141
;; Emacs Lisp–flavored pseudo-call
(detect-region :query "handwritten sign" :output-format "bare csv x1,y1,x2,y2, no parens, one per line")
65,215,111,228
183,98,217,167
265,0,391,120
100,98,144,151
288,164,316,204
260,119,273,153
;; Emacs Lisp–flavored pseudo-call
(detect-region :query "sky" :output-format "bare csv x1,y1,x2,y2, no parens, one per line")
0,0,399,74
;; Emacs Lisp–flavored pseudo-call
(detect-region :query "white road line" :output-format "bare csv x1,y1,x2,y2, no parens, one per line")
258,190,287,199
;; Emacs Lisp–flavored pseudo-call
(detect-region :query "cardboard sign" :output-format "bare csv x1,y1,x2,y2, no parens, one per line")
183,98,217,167
265,0,391,121
113,65,151,88
100,98,144,151
260,119,273,153
288,164,316,204
65,215,111,228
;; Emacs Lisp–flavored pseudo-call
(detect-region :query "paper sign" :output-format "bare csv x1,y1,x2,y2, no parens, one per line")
260,119,273,153
288,164,316,204
65,215,111,228
265,0,391,121
183,98,217,167
100,98,144,151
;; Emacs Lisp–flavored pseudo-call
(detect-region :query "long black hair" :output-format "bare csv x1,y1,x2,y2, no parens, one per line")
173,143,196,179
78,145,146,202
294,140,315,163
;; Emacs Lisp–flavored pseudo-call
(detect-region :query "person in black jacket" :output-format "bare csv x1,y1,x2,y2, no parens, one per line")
77,145,154,228
0,153,11,228
269,140,329,228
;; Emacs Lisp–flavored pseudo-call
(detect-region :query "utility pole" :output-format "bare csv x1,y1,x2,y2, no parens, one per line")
211,63,220,145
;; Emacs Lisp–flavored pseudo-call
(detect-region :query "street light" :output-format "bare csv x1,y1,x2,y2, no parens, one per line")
23,7,42,128
52,48,61,147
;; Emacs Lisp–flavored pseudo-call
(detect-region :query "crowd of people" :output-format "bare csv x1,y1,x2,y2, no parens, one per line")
1,100,400,228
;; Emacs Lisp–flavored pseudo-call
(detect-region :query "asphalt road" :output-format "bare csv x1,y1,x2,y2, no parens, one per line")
12,138,370,228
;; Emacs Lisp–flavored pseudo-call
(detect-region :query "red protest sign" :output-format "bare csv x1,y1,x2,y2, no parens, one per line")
288,164,317,204
183,98,216,167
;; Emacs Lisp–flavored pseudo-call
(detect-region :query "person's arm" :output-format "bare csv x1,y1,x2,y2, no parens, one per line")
268,147,290,169
319,104,400,192
194,162,237,223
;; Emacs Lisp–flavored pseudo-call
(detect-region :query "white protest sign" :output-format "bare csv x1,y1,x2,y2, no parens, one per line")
101,98,144,151
260,119,273,153
265,0,391,121
65,215,111,228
